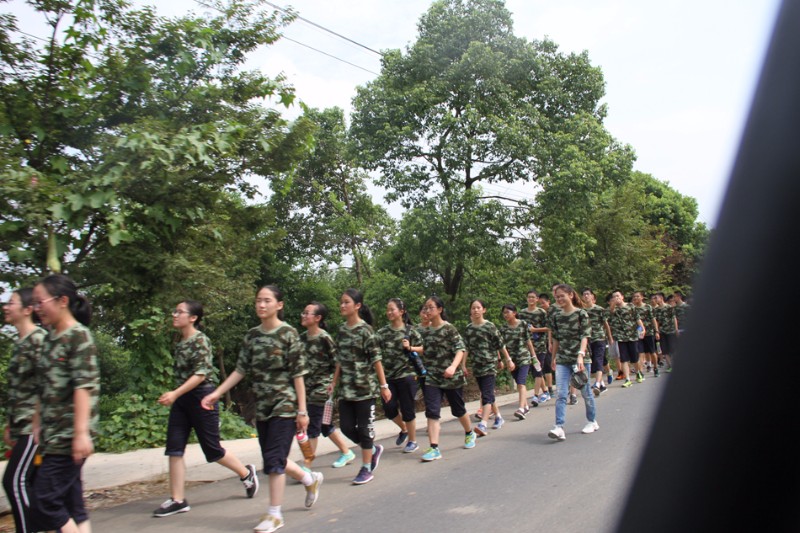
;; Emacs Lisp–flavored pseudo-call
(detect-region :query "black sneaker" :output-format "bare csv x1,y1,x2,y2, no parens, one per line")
242,464,259,498
568,393,578,405
395,431,408,446
153,498,190,517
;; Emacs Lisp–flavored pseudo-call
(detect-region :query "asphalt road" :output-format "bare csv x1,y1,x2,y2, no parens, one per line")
90,374,667,533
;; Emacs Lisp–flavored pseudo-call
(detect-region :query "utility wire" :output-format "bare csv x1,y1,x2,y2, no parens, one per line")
280,36,378,75
262,0,385,57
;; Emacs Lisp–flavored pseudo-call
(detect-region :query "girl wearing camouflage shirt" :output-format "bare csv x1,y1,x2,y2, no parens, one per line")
418,296,477,462
31,274,100,533
154,299,257,518
331,288,391,486
298,301,355,469
547,284,598,441
3,288,46,533
375,298,424,454
202,285,322,533
499,304,540,421
464,299,513,437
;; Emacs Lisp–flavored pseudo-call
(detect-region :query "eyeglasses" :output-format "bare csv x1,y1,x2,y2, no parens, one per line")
33,297,58,309
172,310,190,316
300,312,317,317
421,306,435,312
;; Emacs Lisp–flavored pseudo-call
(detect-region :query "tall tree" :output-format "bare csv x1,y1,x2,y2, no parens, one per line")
350,0,632,298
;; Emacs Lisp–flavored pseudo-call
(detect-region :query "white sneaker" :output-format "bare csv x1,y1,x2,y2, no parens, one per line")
254,514,284,533
548,426,566,441
582,420,600,434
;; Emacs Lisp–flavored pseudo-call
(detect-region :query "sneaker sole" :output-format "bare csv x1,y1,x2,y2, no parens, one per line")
474,426,487,437
514,411,526,420
403,446,419,454
244,465,259,499
352,476,374,485
154,506,191,517
547,432,566,441
305,474,323,508
421,455,441,462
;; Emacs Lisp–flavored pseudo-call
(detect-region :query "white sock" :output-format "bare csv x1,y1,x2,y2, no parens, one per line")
301,471,313,486
268,505,282,519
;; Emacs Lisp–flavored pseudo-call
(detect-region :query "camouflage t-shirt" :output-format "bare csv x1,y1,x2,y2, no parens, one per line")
653,304,677,335
7,326,46,440
608,303,640,342
421,322,467,390
499,321,534,367
549,308,591,365
632,303,656,336
584,304,610,343
173,331,217,386
674,302,691,331
335,320,382,401
464,321,504,377
300,329,337,406
236,322,307,421
37,323,100,456
375,324,421,381
518,307,548,355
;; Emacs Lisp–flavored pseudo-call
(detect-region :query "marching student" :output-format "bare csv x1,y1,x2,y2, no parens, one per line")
154,299,258,518
201,285,322,533
581,288,613,394
31,274,100,533
499,304,539,421
330,288,391,484
3,288,46,533
547,284,599,441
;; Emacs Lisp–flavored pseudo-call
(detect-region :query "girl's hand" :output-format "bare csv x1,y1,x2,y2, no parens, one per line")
200,392,220,411
158,391,178,406
507,360,516,372
296,413,309,432
444,364,457,378
72,433,94,464
380,387,392,403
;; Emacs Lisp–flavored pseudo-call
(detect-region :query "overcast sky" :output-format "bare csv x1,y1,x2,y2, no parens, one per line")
7,0,783,226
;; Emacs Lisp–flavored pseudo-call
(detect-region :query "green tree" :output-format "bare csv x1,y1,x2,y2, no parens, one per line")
350,0,632,298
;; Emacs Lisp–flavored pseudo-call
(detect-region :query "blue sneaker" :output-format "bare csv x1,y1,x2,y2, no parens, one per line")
464,431,477,449
474,422,488,437
421,447,442,461
403,441,419,453
370,444,384,473
492,416,505,430
538,393,550,403
352,466,374,485
395,431,408,446
607,374,613,385
332,449,356,468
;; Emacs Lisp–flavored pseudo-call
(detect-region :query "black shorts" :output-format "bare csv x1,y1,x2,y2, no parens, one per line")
475,374,496,405
512,364,530,386
32,455,87,530
618,341,640,363
541,351,555,373
660,333,676,355
165,384,226,462
642,335,657,353
589,340,606,370
307,402,335,439
382,375,419,422
256,417,295,475
423,385,466,420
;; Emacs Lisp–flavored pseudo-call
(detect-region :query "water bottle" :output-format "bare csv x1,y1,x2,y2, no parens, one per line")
637,325,644,338
404,335,427,376
296,431,315,463
322,398,334,426
656,341,662,355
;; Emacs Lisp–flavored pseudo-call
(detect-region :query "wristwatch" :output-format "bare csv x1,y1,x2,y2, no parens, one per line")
297,411,308,416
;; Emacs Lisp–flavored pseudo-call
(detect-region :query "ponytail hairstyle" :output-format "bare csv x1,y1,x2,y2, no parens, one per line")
388,298,413,326
37,274,92,326
180,299,204,329
555,283,583,308
258,285,285,320
426,295,448,322
14,287,40,323
309,301,329,331
344,288,374,326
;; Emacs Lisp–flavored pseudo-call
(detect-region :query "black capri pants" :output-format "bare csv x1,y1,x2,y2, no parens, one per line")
165,384,226,463
338,398,376,450
423,384,467,420
383,375,419,422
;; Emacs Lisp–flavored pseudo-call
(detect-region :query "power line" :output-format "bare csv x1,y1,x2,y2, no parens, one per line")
262,1,385,57
280,36,379,75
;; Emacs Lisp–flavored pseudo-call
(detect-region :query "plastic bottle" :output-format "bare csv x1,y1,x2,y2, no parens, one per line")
322,398,334,426
296,431,315,463
636,325,644,338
